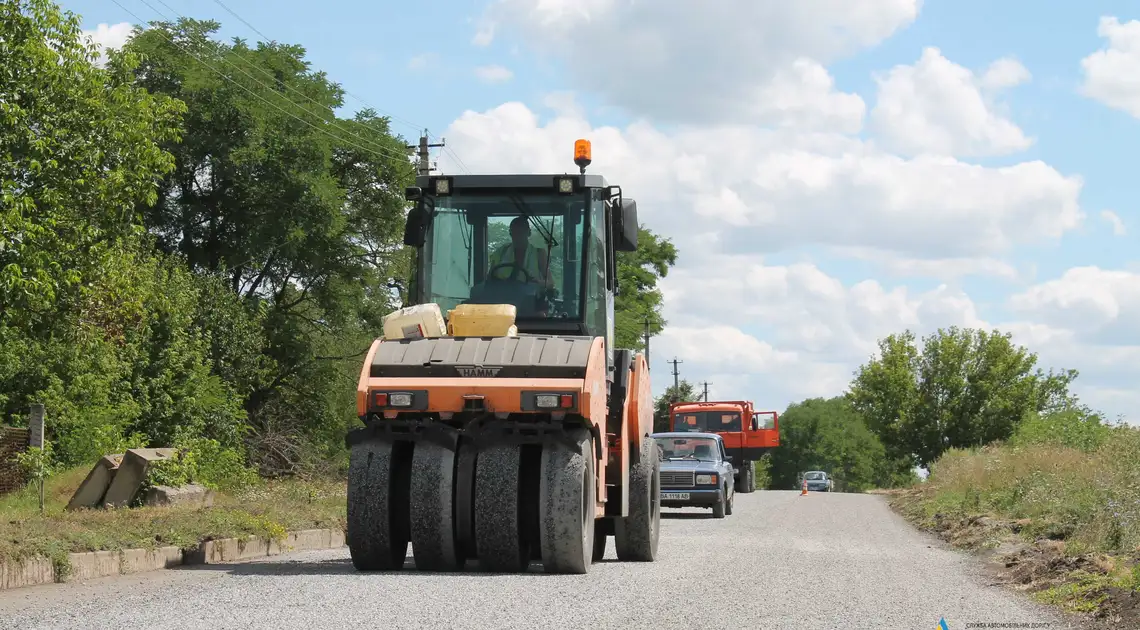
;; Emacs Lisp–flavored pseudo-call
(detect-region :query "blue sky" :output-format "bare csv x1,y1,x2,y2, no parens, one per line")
66,0,1140,422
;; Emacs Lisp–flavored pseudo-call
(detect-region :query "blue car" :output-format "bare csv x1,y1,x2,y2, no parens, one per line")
650,431,736,518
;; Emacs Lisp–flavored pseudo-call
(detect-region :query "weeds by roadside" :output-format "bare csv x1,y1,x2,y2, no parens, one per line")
0,465,346,573
886,414,1140,627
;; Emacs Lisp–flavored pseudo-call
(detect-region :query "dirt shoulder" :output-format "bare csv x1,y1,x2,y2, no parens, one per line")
878,487,1140,629
0,466,346,574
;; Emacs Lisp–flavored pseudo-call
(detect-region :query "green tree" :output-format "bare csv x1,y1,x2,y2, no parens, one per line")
848,326,1080,469
767,397,893,492
0,1,250,468
652,380,698,432
615,227,677,350
0,0,183,329
116,18,415,473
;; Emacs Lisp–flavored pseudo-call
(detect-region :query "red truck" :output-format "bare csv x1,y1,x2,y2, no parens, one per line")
668,400,779,493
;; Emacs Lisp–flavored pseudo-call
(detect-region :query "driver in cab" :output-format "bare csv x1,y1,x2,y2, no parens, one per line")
488,216,552,288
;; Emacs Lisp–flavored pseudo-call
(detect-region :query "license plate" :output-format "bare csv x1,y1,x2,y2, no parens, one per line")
661,492,690,500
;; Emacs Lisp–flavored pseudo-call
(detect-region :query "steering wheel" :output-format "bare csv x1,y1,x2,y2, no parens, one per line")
487,261,535,284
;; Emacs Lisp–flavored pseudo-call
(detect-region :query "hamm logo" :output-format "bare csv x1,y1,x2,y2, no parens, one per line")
456,365,501,378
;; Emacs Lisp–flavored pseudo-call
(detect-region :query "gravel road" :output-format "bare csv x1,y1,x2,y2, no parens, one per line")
0,491,1080,629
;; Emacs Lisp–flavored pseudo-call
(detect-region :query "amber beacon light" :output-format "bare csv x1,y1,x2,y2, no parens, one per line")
574,139,591,173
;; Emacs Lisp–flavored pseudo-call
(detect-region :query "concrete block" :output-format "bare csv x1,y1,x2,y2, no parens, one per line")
102,448,176,508
285,529,329,552
0,556,55,589
119,546,183,574
142,484,215,508
189,536,272,564
66,454,123,510
64,550,120,582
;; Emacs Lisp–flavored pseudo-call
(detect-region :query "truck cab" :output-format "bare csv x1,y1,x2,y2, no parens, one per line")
667,400,779,493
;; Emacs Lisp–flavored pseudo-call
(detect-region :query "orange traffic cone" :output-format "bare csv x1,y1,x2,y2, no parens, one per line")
800,478,808,496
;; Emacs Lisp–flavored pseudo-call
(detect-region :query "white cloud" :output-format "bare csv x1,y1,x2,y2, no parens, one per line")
980,57,1032,90
408,54,434,70
869,47,1033,157
432,98,1138,421
652,260,1140,422
1080,16,1140,118
829,246,1023,281
1007,267,1140,346
433,8,1136,424
472,19,496,46
440,101,1083,264
81,22,132,67
659,256,987,364
477,0,919,127
474,64,513,83
1101,209,1127,236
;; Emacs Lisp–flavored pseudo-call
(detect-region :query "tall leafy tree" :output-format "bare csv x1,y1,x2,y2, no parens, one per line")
615,227,677,350
652,380,698,432
0,0,250,466
116,18,415,472
0,0,183,330
848,326,1081,468
767,397,904,492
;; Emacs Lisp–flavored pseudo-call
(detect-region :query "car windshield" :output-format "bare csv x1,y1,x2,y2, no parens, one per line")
672,411,742,432
805,472,825,480
421,191,602,322
656,437,719,461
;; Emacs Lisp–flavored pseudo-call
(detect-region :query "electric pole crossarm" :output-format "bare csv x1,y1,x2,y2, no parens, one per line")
668,357,682,391
405,129,446,176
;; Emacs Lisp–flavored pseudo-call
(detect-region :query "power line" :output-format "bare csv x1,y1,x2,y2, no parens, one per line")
140,0,412,165
207,0,429,138
109,0,413,171
203,0,470,174
207,0,471,175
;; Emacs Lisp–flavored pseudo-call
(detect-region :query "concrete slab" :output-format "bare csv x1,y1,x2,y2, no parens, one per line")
101,448,176,508
66,454,123,510
142,484,215,508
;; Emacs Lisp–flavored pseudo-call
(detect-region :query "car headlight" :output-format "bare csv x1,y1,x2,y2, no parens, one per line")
696,474,717,485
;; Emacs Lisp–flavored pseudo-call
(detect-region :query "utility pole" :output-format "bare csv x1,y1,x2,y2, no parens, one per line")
669,357,682,391
643,318,651,368
406,129,445,176
701,381,710,402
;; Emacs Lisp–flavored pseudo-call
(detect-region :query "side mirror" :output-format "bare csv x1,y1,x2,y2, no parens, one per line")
403,199,430,247
613,198,638,252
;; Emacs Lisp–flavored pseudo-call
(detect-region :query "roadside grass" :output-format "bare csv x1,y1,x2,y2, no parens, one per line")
888,420,1140,623
0,465,347,573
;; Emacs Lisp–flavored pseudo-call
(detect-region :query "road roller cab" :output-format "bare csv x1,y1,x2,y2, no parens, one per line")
346,139,662,575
